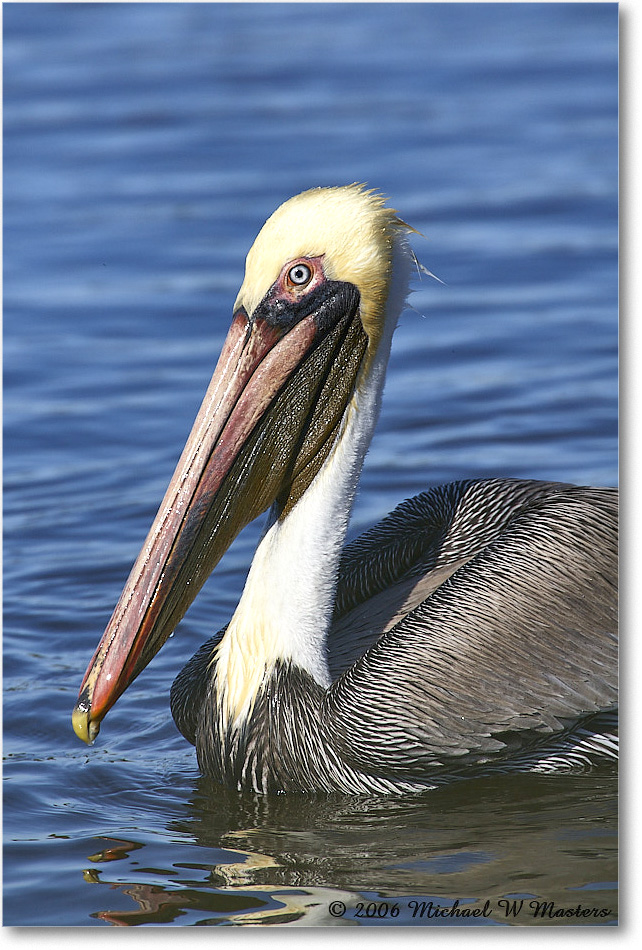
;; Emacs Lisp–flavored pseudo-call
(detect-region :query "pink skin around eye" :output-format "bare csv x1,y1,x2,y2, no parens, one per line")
275,255,327,302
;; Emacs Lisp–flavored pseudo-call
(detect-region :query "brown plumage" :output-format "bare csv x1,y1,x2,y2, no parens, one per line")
171,479,617,793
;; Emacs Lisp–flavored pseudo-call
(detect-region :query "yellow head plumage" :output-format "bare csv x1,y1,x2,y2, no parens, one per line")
234,184,413,350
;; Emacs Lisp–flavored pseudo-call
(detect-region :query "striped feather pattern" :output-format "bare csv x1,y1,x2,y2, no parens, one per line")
171,478,617,793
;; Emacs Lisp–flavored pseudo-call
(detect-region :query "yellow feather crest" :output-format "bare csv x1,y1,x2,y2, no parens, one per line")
234,184,412,348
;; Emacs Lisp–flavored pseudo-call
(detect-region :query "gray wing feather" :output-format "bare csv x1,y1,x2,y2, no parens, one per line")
327,480,617,776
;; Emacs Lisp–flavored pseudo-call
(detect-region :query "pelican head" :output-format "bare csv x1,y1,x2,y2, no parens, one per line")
73,184,414,744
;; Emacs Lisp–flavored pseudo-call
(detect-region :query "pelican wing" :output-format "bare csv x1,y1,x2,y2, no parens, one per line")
327,479,617,777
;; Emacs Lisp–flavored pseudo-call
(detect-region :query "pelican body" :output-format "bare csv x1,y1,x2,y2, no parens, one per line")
73,185,617,794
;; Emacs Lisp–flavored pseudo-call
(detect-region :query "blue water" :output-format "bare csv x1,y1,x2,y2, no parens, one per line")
3,2,617,928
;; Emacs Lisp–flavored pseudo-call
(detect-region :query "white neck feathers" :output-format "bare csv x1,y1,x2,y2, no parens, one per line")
215,235,412,727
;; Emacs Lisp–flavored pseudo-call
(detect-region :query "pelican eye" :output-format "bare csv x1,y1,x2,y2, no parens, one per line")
288,262,313,287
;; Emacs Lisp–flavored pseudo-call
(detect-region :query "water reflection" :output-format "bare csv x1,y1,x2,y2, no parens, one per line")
79,769,616,926
91,881,358,927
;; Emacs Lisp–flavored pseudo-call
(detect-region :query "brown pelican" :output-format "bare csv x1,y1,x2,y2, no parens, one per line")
73,185,617,794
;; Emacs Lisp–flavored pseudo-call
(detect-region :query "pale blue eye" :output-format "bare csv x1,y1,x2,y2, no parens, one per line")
288,263,312,286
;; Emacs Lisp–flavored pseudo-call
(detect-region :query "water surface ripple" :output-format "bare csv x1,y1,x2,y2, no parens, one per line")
3,2,617,927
